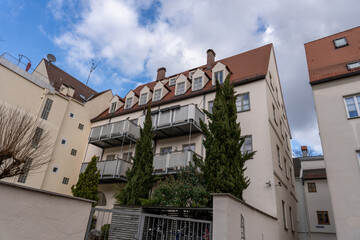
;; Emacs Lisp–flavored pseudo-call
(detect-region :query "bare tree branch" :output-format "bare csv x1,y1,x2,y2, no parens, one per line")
0,104,53,179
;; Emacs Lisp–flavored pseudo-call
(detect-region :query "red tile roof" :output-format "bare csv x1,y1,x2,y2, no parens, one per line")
44,59,97,102
305,26,360,84
92,44,272,122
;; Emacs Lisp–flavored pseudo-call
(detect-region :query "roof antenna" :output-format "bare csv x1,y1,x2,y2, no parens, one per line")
86,59,100,86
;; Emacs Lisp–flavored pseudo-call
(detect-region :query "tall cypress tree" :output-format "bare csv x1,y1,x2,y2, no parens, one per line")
71,155,100,206
115,106,157,205
199,74,255,200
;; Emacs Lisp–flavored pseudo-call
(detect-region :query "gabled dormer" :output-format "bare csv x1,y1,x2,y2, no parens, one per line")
139,85,153,106
175,74,191,96
191,69,209,91
124,90,139,109
168,76,177,86
109,95,124,113
212,62,229,85
153,81,168,102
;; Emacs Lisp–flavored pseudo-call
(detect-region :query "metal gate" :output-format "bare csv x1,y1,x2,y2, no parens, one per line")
84,208,212,240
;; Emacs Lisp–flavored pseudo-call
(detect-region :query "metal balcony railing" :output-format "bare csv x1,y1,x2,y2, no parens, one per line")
89,119,140,148
80,158,132,182
153,150,202,175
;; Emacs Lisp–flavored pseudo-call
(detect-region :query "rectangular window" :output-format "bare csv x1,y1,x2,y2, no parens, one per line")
277,145,281,168
215,71,224,83
282,200,288,230
356,152,360,168
333,37,348,48
347,61,360,70
123,152,133,162
169,77,176,86
106,154,115,161
71,149,77,156
32,127,43,147
280,121,283,137
290,168,293,185
344,96,360,118
40,98,53,120
176,82,185,95
269,72,273,89
241,135,253,153
236,93,250,112
183,144,195,152
160,147,172,155
62,177,69,185
110,102,117,113
17,158,32,183
139,93,148,105
289,207,294,232
78,123,84,130
125,97,132,109
317,211,330,225
193,77,202,90
273,104,277,124
208,101,214,114
308,182,317,192
153,89,162,101
284,158,288,177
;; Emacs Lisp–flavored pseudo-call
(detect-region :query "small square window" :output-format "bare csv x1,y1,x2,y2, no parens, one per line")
69,112,75,118
169,78,176,86
53,167,58,173
62,177,69,185
61,139,67,145
333,37,348,49
71,149,77,156
308,182,317,192
317,211,330,225
78,123,84,130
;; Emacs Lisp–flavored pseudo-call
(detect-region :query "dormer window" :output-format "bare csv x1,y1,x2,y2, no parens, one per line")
110,102,117,113
333,37,348,49
153,89,162,101
169,78,176,86
125,97,133,109
193,77,202,91
139,93,148,105
176,82,185,95
215,70,224,84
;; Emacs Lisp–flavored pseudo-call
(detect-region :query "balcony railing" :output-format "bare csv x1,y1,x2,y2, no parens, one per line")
153,150,202,175
138,104,205,139
89,119,140,148
80,158,132,183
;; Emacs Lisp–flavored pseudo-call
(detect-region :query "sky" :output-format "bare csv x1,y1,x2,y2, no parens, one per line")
0,0,359,154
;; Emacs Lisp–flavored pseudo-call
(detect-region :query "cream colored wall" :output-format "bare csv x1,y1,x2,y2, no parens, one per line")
312,75,360,239
192,68,209,90
32,59,50,84
0,181,93,240
301,160,325,170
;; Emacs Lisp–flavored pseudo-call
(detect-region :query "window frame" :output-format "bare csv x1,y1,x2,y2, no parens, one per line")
347,61,360,70
282,200,288,230
17,158,33,183
333,37,348,49
317,211,330,225
139,93,148,105
69,112,75,118
240,135,253,154
40,98,53,120
277,145,282,169
208,101,214,114
78,123,84,130
307,182,317,192
110,102,117,113
153,89,162,102
289,207,295,232
62,177,69,185
214,70,224,84
193,77,202,91
176,82,186,95
169,77,176,86
32,127,43,147
125,97,133,109
71,149,77,156
236,92,250,113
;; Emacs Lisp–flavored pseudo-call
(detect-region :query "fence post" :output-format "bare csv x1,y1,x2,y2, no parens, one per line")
137,213,145,240
84,208,95,240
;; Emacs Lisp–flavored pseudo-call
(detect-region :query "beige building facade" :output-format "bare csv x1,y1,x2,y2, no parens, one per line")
305,26,360,239
83,44,297,239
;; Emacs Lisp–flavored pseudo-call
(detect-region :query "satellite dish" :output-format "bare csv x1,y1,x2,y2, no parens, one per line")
47,54,56,63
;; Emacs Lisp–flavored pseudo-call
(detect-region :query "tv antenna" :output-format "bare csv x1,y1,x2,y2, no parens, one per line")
47,54,56,63
86,59,100,86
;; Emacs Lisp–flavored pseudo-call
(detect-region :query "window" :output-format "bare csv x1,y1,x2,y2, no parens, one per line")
289,207,295,232
215,70,224,83
347,61,360,70
71,149,77,156
189,70,196,79
290,168,293,185
160,147,172,155
269,72,273,89
18,158,32,183
277,145,281,168
153,89,162,101
62,177,69,185
183,144,195,152
241,136,253,153
308,182,317,192
240,214,246,240
280,121,283,137
40,98,53,120
106,155,115,161
97,192,107,206
284,158,288,177
169,77,176,86
193,77,202,90
78,123,84,130
69,112,75,118
125,97,133,109
273,104,277,124
52,167,58,173
317,211,330,225
32,127,43,147
282,200,288,230
61,139,67,145
110,102,117,113
344,96,360,118
356,152,360,167
208,101,214,114
236,93,250,112
176,82,185,95
333,37,348,48
123,152,133,162
139,93,148,105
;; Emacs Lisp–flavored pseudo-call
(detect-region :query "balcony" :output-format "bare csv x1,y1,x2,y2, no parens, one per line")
80,158,132,183
139,104,205,139
153,150,202,175
89,119,140,148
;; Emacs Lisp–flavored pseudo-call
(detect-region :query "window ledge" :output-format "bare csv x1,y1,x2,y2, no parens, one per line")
348,115,360,120
237,109,251,113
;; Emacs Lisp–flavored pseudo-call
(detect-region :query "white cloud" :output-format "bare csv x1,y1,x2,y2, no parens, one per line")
50,0,360,152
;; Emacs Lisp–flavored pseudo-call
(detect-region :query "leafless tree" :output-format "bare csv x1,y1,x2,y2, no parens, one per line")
0,104,52,179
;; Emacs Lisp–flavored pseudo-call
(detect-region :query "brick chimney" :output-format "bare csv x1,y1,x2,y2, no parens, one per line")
301,146,308,157
206,49,216,70
156,67,166,81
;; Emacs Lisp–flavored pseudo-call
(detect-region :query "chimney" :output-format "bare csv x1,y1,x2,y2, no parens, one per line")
206,49,216,70
301,146,308,157
156,67,166,81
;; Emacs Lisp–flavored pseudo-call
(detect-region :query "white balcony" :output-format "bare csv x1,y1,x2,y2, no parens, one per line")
89,119,140,148
138,104,205,139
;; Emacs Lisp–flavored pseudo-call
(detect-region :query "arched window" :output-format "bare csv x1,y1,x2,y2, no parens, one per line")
97,191,107,206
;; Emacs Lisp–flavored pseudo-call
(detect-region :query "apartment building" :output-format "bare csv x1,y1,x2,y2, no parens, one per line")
294,146,336,240
0,53,112,195
305,26,360,239
83,44,297,239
